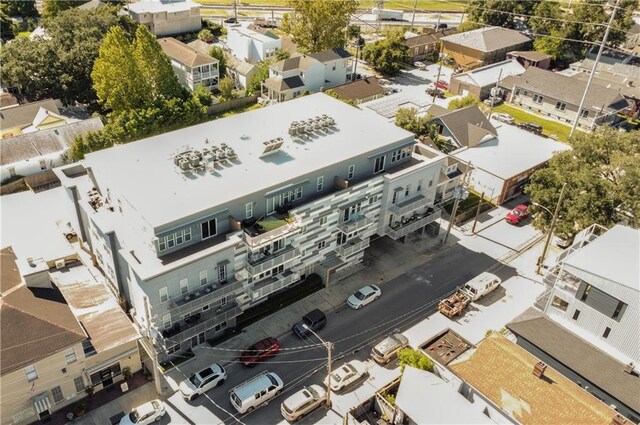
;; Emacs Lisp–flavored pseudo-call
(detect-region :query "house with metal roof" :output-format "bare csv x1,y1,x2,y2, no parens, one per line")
124,0,201,36
159,37,219,91
449,59,526,100
441,26,532,70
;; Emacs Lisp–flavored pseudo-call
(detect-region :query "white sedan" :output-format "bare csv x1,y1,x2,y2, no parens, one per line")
324,360,368,392
120,400,165,425
494,112,515,124
179,363,226,401
347,285,381,309
414,61,427,69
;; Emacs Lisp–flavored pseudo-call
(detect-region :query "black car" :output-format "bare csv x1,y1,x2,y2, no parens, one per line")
224,17,237,24
426,87,445,99
517,122,543,135
292,309,327,338
434,23,448,29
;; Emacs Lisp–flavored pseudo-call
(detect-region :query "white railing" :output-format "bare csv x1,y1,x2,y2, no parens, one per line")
336,237,370,259
386,208,441,240
388,194,429,216
246,246,299,276
338,213,374,234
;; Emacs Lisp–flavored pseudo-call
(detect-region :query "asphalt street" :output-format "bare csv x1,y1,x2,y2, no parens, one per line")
157,241,518,425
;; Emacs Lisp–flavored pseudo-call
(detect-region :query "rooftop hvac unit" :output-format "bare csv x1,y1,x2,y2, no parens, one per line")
55,259,66,269
225,146,237,159
188,154,200,167
173,154,184,166
201,148,210,156
179,158,191,171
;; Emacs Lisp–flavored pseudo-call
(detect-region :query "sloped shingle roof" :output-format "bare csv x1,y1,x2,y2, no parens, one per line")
0,99,62,130
330,77,386,101
405,28,456,48
271,54,318,72
441,26,531,53
263,76,305,92
308,47,352,63
427,104,497,148
159,37,218,68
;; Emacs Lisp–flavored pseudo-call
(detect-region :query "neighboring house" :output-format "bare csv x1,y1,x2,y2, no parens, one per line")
55,93,454,362
500,66,631,130
187,39,214,55
449,59,526,100
329,77,386,105
0,91,18,108
226,22,281,65
159,37,219,91
445,333,624,425
76,0,108,10
507,50,552,70
125,0,201,36
0,117,104,181
0,99,65,138
404,28,456,63
425,104,498,152
263,48,353,102
227,56,257,90
448,113,569,203
0,247,141,425
624,23,640,52
441,26,532,70
506,225,640,424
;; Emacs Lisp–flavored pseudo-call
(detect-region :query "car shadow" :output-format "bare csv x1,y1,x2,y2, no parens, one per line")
473,285,507,307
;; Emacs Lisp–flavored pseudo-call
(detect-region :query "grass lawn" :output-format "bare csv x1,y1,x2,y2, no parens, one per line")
194,0,467,11
492,104,572,142
217,102,262,118
201,9,227,15
257,218,288,232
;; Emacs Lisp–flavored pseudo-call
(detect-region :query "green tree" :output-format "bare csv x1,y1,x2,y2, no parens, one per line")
529,0,563,35
447,94,480,110
133,25,184,102
274,48,291,61
456,21,483,33
246,60,270,95
0,9,16,40
281,0,357,53
527,127,640,239
92,26,147,113
397,348,434,372
43,0,87,20
362,32,408,76
1,0,39,17
0,37,58,98
324,89,356,107
218,76,236,101
198,28,214,43
192,84,213,107
209,46,227,77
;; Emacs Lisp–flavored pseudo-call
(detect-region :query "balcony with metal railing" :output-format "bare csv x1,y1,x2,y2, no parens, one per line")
338,212,375,234
238,270,301,305
388,194,430,216
242,214,302,249
246,245,300,276
167,276,244,318
336,237,370,259
386,207,441,240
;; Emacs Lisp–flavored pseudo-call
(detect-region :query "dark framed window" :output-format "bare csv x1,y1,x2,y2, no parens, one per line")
572,310,581,320
201,218,217,239
603,327,611,339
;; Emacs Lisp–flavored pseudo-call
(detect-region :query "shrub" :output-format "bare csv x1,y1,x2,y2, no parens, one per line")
397,347,434,372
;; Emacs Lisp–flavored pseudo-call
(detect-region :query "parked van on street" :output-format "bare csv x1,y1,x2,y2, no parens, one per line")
230,371,284,414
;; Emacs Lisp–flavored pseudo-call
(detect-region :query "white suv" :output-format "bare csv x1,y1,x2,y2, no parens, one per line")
280,385,326,422
179,363,227,401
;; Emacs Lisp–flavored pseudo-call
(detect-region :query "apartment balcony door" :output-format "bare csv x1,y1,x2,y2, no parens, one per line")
218,265,227,283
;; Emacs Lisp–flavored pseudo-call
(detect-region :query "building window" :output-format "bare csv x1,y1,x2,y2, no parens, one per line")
514,88,521,96
551,296,568,311
417,180,422,192
319,216,327,225
159,287,168,303
180,278,189,294
25,364,38,382
74,376,85,394
220,296,227,307
572,310,580,320
405,185,410,196
176,230,184,245
580,284,592,302
184,228,191,242
392,191,399,204
39,160,47,170
246,203,253,219
347,165,355,180
555,101,566,111
317,241,326,250
167,344,180,355
64,347,77,364
162,314,172,330
374,155,386,174
533,94,543,104
603,327,611,339
201,218,217,239
214,322,227,332
369,196,377,205
580,109,589,118
82,340,96,357
391,148,409,163
317,176,324,192
202,304,210,312
51,386,64,404
200,270,208,286
8,167,16,177
428,179,433,187
612,301,626,321
166,233,175,249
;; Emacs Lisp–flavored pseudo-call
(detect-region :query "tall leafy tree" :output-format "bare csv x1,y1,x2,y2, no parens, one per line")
0,37,59,98
527,128,640,239
209,46,227,76
362,32,408,76
246,60,270,95
92,26,147,113
0,0,39,17
42,0,87,20
529,0,563,35
281,0,357,53
133,26,183,102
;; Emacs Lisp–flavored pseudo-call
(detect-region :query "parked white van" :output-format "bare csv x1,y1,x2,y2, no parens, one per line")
461,272,501,301
230,371,284,414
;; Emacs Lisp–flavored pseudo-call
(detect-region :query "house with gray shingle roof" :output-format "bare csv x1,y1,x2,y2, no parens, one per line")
159,37,219,92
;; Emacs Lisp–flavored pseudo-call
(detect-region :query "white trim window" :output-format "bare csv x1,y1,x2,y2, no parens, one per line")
200,270,208,286
555,101,566,111
51,386,64,404
391,148,409,163
74,376,85,393
533,94,543,104
64,347,77,364
374,155,386,174
317,176,324,192
580,109,589,118
25,364,38,382
201,218,217,239
180,278,189,294
159,287,168,303
245,203,253,219
347,165,355,180
162,314,172,330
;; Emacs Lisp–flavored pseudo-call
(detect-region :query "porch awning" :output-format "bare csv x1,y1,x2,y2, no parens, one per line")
32,392,51,414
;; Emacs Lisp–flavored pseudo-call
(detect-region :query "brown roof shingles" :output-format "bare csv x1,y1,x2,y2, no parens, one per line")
159,37,218,68
0,99,63,130
330,77,385,101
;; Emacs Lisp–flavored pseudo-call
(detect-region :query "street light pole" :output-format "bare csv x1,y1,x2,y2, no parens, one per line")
304,325,333,408
536,183,567,275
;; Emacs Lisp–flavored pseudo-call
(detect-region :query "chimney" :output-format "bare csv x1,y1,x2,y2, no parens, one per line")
624,362,635,374
611,414,628,425
533,361,547,378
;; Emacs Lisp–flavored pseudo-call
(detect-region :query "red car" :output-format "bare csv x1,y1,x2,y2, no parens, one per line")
435,80,448,90
505,204,529,225
240,337,280,367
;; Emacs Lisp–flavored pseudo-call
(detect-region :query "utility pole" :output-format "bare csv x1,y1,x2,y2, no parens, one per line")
143,297,163,397
432,44,444,103
471,192,485,234
442,164,470,244
304,325,333,407
376,0,384,35
409,0,418,32
487,68,503,121
435,12,441,30
536,183,567,275
233,0,238,21
569,0,619,138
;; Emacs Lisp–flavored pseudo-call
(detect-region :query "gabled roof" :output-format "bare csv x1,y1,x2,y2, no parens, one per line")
0,99,63,130
263,76,305,92
76,0,108,9
499,66,630,113
0,247,86,376
426,105,497,148
30,107,68,128
452,59,526,88
271,54,317,72
0,117,104,166
441,26,531,53
329,77,385,101
227,56,256,76
507,308,640,413
507,50,552,62
308,47,352,63
159,37,218,68
405,28,456,48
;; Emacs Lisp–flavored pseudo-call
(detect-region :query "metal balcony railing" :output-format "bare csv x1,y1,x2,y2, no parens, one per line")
336,237,370,259
388,194,429,216
166,277,244,318
243,271,300,302
386,208,441,240
338,213,374,234
246,246,300,276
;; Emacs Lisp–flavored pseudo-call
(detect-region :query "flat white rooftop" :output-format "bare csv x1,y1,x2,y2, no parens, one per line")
454,59,525,88
453,121,570,179
228,22,277,43
127,0,199,14
85,93,414,228
565,225,640,291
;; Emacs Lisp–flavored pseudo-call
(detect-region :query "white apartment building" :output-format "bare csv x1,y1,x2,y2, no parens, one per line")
226,23,281,65
158,37,219,91
55,94,450,361
125,0,201,37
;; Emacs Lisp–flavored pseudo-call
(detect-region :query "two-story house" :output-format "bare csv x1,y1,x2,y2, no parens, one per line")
56,94,450,362
158,37,219,92
508,224,640,422
441,26,532,71
124,0,201,37
500,66,630,130
262,48,353,103
226,23,281,65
